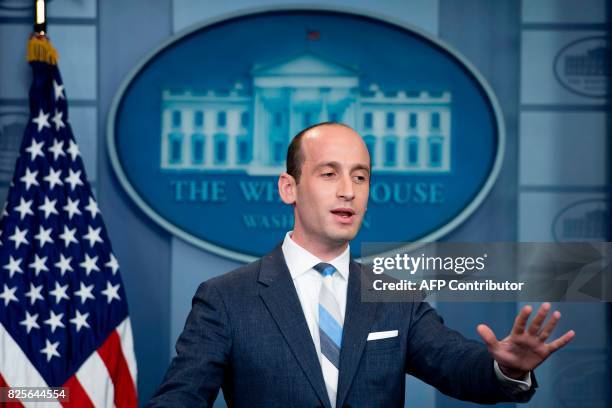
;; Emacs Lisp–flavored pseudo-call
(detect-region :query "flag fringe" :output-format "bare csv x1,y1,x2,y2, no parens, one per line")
27,34,58,65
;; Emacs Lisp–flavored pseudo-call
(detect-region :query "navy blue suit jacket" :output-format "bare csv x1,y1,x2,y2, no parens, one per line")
148,246,536,407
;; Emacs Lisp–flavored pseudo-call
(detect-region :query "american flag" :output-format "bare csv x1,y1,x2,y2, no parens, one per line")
0,36,137,406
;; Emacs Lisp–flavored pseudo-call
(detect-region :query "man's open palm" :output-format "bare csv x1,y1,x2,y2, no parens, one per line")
477,303,575,379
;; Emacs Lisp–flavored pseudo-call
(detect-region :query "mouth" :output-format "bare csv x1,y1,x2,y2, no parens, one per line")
330,208,356,223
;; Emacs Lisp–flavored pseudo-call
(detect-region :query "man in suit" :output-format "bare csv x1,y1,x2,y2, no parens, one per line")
148,122,575,407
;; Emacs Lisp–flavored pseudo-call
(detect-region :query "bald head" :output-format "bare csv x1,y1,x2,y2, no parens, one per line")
286,122,369,183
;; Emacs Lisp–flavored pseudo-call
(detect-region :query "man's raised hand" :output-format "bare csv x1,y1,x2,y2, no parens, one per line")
476,303,575,380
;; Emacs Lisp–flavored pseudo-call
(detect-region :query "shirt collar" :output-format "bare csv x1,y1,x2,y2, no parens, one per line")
281,231,350,281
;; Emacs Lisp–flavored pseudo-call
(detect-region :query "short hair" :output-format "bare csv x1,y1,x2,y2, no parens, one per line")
286,122,353,183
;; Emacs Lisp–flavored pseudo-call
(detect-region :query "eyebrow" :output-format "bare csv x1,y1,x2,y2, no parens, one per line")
313,161,371,174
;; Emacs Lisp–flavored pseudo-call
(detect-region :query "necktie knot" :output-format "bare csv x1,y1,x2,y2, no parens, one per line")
314,262,336,277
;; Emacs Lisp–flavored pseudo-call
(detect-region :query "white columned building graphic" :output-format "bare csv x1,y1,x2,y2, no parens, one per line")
160,52,452,174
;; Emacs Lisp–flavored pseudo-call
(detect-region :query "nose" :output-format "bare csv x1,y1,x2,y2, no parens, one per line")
337,174,355,201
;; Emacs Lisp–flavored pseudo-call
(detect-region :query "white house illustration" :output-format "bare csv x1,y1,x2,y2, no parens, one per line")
160,52,451,174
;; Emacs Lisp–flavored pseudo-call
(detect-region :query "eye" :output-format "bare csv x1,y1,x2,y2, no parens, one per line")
353,173,369,183
321,171,335,178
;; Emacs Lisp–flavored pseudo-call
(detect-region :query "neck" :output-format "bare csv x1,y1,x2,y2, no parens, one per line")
290,230,348,261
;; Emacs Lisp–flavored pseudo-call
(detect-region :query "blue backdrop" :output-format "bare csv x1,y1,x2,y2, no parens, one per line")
0,0,609,407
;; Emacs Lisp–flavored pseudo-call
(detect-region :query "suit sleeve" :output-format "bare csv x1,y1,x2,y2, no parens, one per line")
404,301,536,404
147,280,232,408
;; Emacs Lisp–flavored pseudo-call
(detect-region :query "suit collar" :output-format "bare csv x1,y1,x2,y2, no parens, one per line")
257,244,290,286
258,246,378,408
336,260,378,407
258,245,332,408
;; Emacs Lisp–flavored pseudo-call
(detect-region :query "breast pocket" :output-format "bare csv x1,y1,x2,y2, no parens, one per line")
365,335,401,352
361,334,404,390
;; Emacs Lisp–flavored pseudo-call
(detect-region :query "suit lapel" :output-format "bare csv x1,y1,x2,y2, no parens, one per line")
336,260,378,408
258,246,332,408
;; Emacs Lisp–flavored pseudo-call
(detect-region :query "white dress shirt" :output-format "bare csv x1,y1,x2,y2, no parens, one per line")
280,231,531,392
282,231,350,363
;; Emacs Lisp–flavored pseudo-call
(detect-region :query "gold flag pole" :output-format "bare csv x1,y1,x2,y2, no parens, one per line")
28,0,57,65
34,0,47,36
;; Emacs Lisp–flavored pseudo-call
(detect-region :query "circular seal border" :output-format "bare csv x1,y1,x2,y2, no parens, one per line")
551,197,608,243
552,35,608,99
107,5,506,263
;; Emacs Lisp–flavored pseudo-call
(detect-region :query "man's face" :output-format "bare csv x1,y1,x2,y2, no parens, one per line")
291,125,370,248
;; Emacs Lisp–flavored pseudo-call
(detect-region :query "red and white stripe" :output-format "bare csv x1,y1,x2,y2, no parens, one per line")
0,317,137,407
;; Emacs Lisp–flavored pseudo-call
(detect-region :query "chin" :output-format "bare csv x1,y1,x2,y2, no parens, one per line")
327,229,358,243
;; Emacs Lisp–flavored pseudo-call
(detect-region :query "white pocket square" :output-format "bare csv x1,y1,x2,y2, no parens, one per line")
367,330,398,341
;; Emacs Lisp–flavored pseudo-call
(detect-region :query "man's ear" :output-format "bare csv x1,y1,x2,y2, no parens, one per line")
278,172,297,205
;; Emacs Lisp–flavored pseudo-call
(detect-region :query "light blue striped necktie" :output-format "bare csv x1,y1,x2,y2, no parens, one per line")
314,262,343,408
